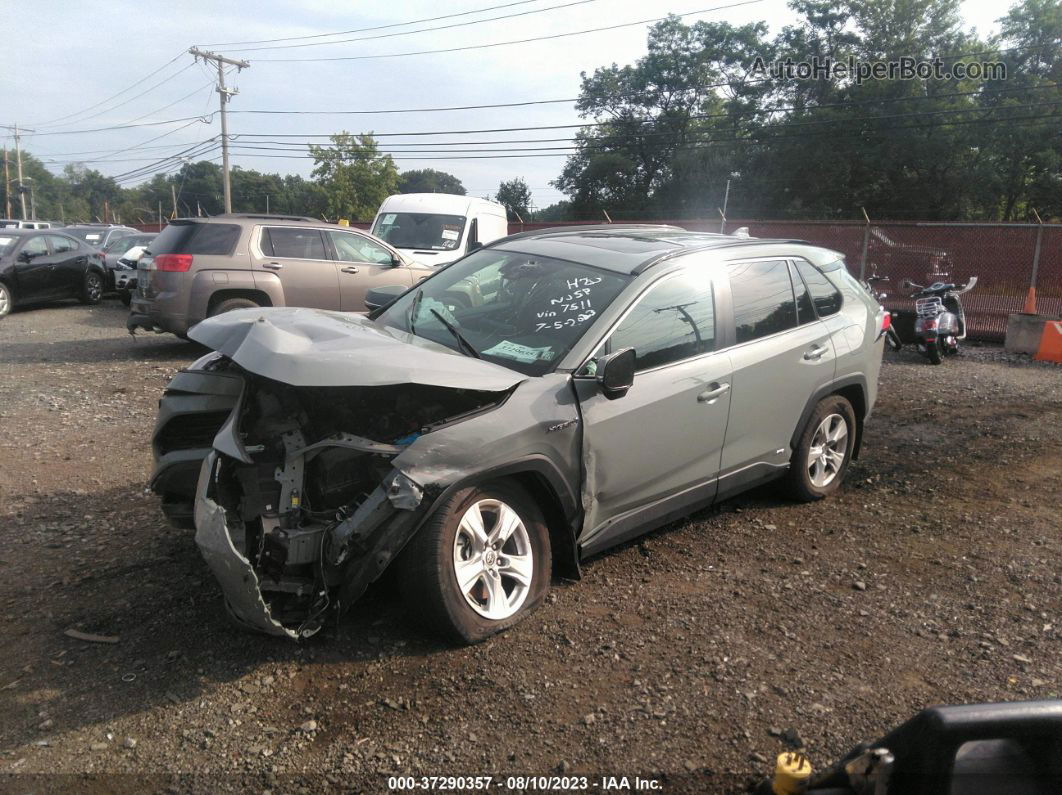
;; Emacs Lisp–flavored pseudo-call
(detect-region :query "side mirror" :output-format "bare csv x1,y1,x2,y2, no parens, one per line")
18,250,34,263
468,240,483,253
389,254,404,267
364,284,407,312
900,278,914,289
596,347,636,400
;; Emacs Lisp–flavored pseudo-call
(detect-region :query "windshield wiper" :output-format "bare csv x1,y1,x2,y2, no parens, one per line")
429,308,480,359
408,287,424,336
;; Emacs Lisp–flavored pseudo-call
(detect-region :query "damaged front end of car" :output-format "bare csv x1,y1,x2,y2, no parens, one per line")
179,309,523,639
194,374,516,639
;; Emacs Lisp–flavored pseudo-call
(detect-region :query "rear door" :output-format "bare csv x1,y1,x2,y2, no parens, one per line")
717,258,836,494
45,234,86,295
574,267,732,552
257,226,341,310
325,229,413,312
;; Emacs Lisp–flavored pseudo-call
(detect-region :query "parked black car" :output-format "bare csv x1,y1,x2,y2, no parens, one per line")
0,229,106,317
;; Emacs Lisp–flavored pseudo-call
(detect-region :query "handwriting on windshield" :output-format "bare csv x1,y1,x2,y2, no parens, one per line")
533,277,604,332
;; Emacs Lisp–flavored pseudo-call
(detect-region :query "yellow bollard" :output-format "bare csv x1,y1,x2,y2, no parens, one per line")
772,751,812,794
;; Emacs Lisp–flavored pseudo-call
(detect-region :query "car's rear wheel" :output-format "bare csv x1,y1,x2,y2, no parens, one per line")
210,297,260,316
0,282,12,317
397,481,551,645
784,396,856,502
79,271,103,305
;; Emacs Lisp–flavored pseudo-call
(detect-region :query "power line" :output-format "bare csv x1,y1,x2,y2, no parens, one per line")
201,0,547,46
27,51,187,127
251,1,765,62
226,0,601,53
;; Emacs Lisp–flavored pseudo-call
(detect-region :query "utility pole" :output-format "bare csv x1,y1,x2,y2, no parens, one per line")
158,200,163,229
189,47,249,214
719,179,731,234
171,184,178,219
1,124,33,219
3,144,9,218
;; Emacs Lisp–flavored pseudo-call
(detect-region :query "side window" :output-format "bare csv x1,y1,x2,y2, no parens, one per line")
265,227,327,260
790,260,816,324
327,230,394,264
727,259,798,344
609,271,715,372
47,235,77,254
22,236,49,257
793,259,842,316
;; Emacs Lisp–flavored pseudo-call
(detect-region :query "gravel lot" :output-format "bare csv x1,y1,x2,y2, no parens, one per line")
1,298,1060,793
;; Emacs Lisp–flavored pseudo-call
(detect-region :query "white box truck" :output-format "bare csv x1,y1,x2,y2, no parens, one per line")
370,193,509,267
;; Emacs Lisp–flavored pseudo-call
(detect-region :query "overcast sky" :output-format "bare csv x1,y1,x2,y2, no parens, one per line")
7,0,1007,210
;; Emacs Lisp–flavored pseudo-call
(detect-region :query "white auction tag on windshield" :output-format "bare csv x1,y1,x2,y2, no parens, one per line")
440,228,459,241
483,340,554,363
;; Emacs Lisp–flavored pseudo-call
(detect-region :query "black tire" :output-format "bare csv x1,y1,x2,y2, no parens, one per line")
0,281,12,318
397,481,552,645
209,297,260,317
118,290,132,307
927,337,944,365
783,395,857,502
885,328,901,351
79,270,104,305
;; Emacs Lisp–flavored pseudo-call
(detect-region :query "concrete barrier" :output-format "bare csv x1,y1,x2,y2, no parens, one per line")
1006,313,1062,354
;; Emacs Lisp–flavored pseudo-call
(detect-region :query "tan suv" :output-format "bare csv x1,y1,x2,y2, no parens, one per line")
127,214,434,337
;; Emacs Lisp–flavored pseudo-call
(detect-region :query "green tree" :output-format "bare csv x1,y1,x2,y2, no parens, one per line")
308,132,398,220
397,168,466,195
495,177,532,220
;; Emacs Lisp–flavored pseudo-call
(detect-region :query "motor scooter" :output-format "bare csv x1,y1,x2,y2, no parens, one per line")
863,275,902,351
900,276,978,364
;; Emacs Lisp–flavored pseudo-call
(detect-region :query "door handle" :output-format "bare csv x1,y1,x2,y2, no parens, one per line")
340,266,359,274
697,382,730,403
803,344,827,361
262,261,283,271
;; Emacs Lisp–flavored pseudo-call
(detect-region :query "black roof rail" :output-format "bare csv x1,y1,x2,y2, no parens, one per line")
218,213,319,223
483,223,685,249
632,238,814,273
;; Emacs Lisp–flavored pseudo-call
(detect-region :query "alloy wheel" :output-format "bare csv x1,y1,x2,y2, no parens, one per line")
452,498,534,620
87,274,102,301
0,285,10,316
807,413,848,488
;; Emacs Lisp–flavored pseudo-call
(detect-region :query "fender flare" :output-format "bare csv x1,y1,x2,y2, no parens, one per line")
790,374,869,459
409,455,582,579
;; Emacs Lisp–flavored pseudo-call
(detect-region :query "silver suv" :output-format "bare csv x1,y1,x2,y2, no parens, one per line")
127,214,433,337
149,225,886,644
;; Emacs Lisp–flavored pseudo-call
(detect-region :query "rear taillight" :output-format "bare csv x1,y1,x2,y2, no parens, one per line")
155,253,193,272
882,312,892,331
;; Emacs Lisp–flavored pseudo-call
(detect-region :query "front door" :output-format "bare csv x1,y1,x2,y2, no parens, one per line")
12,235,57,301
574,269,732,554
326,229,413,312
258,227,341,310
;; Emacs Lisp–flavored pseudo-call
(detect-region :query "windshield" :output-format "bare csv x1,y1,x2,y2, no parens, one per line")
372,212,466,251
0,235,17,254
376,248,630,376
110,234,154,254
67,228,104,243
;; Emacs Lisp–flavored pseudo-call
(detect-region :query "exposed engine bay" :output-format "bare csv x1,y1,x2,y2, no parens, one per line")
195,366,511,639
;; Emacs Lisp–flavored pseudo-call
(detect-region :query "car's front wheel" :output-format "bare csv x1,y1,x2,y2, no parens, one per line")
397,481,551,645
79,271,103,305
784,395,856,501
0,281,12,317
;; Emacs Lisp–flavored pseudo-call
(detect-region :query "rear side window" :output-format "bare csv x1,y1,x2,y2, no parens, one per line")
149,223,240,256
610,270,716,371
47,235,77,254
794,259,843,317
727,259,798,343
263,227,327,260
790,261,816,324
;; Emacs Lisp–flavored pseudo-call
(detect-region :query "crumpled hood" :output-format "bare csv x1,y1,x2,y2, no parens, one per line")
188,307,525,390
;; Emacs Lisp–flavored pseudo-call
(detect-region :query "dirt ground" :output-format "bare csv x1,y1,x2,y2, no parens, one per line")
0,298,1059,794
